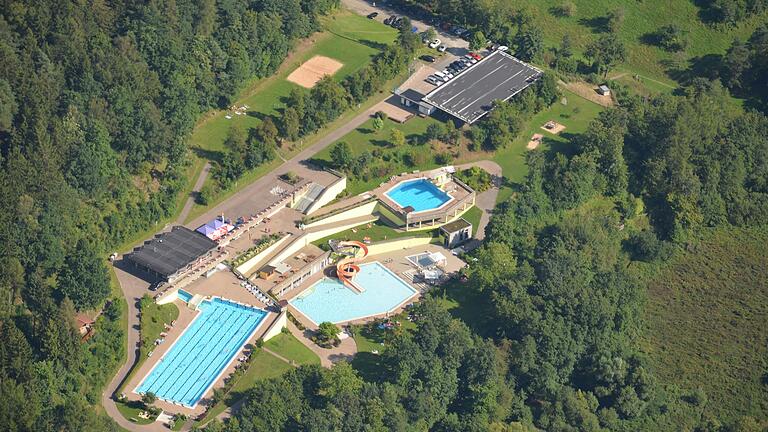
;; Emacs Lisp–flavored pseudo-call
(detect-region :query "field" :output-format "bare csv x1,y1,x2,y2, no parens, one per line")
199,348,294,423
640,225,768,426
506,0,766,83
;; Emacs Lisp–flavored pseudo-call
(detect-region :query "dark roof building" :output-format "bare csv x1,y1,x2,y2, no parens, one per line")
124,226,217,282
422,50,542,124
440,217,473,249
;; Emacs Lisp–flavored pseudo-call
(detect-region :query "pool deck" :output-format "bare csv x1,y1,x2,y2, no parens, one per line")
123,272,279,417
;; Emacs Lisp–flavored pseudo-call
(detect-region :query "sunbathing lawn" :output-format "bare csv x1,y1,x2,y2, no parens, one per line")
115,400,155,426
312,220,439,251
310,115,444,196
199,348,293,424
264,332,321,366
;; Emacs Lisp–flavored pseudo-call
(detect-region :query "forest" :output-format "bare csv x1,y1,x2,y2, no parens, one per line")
0,0,337,430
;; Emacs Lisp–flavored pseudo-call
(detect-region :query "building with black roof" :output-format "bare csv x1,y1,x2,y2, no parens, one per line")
124,226,218,282
422,50,542,124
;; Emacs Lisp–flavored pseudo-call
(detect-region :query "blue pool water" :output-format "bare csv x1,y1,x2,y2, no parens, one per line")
136,298,266,407
177,289,192,303
385,179,452,212
290,262,417,324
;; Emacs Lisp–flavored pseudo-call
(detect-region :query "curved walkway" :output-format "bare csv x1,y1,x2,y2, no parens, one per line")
455,160,502,242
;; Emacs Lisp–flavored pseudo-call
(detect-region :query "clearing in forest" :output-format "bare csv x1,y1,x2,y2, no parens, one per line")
286,55,344,88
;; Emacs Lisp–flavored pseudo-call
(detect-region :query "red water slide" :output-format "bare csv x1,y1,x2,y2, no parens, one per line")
335,241,369,292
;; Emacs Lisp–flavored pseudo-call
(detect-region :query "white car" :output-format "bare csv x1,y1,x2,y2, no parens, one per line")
497,45,509,52
437,45,447,52
428,39,441,49
442,69,454,79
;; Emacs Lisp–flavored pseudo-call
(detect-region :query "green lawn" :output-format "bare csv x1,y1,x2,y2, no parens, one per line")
116,299,179,396
139,300,179,360
638,225,768,427
351,312,417,381
199,348,294,424
461,206,483,236
263,332,321,366
115,400,155,425
311,115,444,195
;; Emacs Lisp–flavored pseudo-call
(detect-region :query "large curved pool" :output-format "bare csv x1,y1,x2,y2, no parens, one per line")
290,262,417,324
385,179,452,212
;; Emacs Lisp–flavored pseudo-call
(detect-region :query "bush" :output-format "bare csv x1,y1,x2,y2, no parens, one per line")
454,167,493,192
554,1,576,17
625,230,668,262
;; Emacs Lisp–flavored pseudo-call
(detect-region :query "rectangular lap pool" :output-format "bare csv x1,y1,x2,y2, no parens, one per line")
385,179,452,212
290,262,417,324
135,297,267,407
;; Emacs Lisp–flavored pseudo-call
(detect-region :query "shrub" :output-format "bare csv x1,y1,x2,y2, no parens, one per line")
554,1,576,17
625,229,669,262
454,167,493,192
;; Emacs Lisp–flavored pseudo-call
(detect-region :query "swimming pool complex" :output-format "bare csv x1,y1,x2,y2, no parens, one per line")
135,297,267,407
290,262,417,324
385,179,452,212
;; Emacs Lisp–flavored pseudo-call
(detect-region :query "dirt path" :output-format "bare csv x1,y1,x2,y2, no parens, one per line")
176,162,211,225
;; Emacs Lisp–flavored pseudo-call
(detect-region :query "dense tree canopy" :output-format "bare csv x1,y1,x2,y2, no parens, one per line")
0,0,338,429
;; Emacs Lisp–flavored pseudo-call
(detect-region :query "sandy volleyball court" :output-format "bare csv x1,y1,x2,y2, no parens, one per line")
287,55,344,88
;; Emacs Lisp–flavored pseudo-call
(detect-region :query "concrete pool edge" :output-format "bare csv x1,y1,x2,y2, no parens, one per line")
132,297,269,409
288,261,419,326
383,178,456,215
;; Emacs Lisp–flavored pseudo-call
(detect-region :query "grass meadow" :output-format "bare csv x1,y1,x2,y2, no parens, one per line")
638,225,768,426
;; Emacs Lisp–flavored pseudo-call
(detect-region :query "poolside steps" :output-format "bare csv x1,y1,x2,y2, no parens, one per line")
401,270,429,292
292,183,325,214
188,294,205,310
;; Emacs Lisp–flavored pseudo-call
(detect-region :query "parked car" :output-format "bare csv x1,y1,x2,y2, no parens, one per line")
367,12,378,19
384,15,397,25
437,44,447,52
496,45,509,52
464,54,478,64
442,69,454,79
428,39,441,49
469,52,482,60
421,55,436,63
426,76,440,85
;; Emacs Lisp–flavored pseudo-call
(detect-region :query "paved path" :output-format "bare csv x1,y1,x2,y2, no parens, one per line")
177,162,211,224
454,160,501,248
